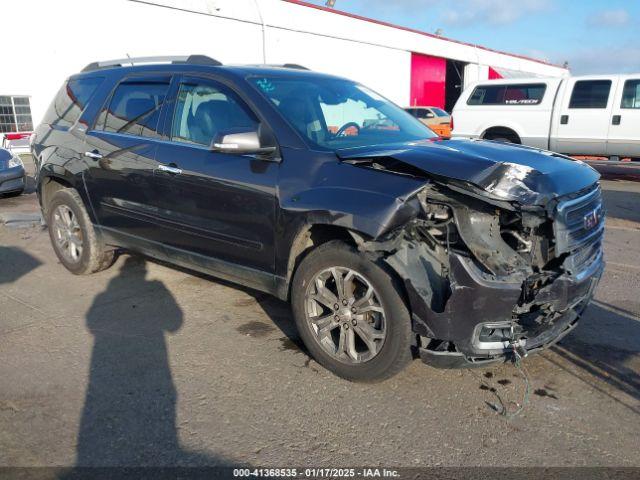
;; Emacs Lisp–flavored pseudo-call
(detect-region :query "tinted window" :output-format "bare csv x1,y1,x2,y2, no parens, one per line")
42,77,104,128
621,80,640,109
569,80,612,109
103,81,169,137
468,84,546,105
171,81,259,146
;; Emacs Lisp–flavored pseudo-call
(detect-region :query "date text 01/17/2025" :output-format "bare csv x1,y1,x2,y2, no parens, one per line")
232,468,400,478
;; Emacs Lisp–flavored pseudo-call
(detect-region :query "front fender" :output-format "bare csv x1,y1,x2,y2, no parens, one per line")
281,186,422,239
274,151,428,290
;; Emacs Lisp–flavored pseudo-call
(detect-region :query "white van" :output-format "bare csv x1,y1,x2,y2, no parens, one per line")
451,74,640,159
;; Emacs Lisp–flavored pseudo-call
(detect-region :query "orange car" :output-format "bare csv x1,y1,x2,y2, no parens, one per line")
405,106,451,138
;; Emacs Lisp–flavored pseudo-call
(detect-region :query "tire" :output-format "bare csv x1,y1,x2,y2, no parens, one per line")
291,240,413,382
47,188,115,275
490,137,513,143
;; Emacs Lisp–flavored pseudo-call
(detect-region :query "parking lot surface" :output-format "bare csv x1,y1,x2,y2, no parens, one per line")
1,157,639,467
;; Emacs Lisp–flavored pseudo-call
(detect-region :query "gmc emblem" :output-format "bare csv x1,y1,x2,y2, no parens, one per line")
583,208,601,230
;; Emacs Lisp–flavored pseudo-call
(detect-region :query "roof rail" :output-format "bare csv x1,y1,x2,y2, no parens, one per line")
281,63,310,70
81,55,222,72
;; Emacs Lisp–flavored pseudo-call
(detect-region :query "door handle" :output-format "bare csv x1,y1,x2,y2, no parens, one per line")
560,115,569,125
84,150,103,160
156,164,182,175
612,115,622,125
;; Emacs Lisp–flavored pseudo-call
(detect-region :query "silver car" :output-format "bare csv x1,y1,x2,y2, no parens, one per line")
0,148,26,196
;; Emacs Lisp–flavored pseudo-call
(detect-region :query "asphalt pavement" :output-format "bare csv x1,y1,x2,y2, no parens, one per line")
0,156,638,468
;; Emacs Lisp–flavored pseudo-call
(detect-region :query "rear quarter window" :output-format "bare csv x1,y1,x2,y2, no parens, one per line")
42,76,105,128
467,83,547,106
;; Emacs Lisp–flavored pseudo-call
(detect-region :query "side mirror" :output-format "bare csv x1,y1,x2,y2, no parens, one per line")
211,130,276,156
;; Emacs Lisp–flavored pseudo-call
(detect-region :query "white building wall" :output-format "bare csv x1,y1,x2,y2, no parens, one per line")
1,0,567,127
264,29,412,106
463,64,490,90
3,0,265,125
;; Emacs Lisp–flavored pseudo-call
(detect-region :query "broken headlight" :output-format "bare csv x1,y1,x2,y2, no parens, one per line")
480,162,538,204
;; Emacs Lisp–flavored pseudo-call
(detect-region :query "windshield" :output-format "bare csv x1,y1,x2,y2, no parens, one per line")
431,107,449,117
250,76,437,150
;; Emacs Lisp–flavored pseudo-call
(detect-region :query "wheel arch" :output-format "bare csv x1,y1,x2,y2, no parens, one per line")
481,126,522,144
39,174,74,218
277,183,424,302
280,222,414,325
37,153,93,220
281,222,364,300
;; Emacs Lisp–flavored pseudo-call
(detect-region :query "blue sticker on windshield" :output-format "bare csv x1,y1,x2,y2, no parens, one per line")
256,78,275,93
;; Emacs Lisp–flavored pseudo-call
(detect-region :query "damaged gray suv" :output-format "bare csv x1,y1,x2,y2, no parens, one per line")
33,57,604,381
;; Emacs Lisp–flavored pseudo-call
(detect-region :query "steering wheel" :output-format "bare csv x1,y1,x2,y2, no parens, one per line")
335,122,361,137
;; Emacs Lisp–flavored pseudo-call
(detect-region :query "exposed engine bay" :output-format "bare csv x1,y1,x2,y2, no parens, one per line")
345,152,604,367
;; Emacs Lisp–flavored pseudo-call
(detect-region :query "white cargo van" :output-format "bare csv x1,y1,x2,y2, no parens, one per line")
451,74,640,159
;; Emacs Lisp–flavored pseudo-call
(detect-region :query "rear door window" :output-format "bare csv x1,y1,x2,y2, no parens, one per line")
621,80,640,109
101,79,170,138
569,80,612,109
467,84,546,105
42,77,104,128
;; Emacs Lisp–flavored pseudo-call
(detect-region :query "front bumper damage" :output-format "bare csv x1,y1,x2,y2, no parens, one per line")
412,250,602,368
356,181,605,369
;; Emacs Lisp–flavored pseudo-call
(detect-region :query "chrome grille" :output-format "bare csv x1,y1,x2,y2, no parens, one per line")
554,185,604,274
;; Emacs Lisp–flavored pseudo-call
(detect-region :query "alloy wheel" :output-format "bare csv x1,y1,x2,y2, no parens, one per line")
52,205,83,263
305,267,387,363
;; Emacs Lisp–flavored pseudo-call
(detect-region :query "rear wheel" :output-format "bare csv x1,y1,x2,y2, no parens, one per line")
291,241,413,382
483,128,521,144
47,188,115,275
491,137,513,143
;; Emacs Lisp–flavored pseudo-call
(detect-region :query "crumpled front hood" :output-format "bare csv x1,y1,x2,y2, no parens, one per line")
336,138,600,206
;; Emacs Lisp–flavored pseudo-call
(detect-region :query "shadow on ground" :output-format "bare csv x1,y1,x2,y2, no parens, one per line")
602,188,640,223
0,246,41,284
146,256,307,357
70,256,240,467
547,301,640,413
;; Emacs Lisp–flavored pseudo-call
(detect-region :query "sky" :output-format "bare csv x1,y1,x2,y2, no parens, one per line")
303,0,640,74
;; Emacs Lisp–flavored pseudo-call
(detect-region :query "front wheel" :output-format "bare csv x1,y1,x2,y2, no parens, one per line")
291,241,413,382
